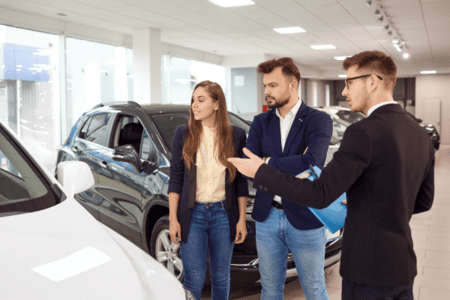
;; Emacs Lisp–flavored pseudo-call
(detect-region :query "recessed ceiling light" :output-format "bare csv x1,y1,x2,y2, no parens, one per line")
334,56,350,61
393,43,402,52
420,70,436,74
209,0,255,7
273,27,306,34
338,74,347,78
402,53,410,59
310,44,336,50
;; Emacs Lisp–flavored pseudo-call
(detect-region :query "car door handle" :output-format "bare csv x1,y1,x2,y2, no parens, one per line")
71,146,79,153
100,161,108,168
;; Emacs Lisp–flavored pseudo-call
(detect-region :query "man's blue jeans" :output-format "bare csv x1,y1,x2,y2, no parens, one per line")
180,200,235,300
256,207,329,300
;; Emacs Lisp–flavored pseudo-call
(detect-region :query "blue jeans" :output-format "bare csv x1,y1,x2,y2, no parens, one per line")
180,200,235,300
256,207,329,300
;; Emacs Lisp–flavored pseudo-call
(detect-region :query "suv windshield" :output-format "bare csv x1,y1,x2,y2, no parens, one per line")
150,112,251,152
0,124,57,215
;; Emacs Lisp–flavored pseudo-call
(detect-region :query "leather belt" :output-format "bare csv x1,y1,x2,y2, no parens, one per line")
271,201,283,210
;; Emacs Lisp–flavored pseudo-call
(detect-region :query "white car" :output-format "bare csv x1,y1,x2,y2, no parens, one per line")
0,120,193,300
313,106,366,165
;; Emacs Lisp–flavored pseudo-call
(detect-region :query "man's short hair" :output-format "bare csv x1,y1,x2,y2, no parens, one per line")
257,57,301,86
343,50,397,90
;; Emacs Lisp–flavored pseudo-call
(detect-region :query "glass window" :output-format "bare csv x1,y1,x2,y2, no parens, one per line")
162,56,227,105
0,24,60,174
85,113,111,146
127,48,133,101
66,38,129,132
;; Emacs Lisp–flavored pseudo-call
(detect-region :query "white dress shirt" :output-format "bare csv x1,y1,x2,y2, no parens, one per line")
272,99,302,203
367,101,398,116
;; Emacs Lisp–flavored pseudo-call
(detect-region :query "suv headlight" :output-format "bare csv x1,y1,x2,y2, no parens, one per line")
184,287,195,300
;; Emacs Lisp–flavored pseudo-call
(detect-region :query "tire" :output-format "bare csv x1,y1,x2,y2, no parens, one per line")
149,215,184,282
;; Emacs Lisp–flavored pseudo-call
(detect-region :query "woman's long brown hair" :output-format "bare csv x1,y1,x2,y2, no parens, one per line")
182,80,237,183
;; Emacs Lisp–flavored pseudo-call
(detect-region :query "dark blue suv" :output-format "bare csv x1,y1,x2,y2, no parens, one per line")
56,101,343,283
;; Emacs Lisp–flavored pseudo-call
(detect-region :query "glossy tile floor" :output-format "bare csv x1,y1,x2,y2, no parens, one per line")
201,145,450,300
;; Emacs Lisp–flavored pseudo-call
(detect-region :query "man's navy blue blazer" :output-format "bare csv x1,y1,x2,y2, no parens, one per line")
245,101,332,230
168,125,249,243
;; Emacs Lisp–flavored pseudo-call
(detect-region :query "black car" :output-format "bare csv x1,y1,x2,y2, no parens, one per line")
404,111,440,150
56,101,343,283
315,106,440,151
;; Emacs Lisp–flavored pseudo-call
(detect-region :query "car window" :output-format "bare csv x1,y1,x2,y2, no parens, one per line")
150,113,190,151
112,115,144,154
141,130,159,163
83,113,111,146
228,113,250,135
150,112,251,152
79,117,91,139
0,125,57,214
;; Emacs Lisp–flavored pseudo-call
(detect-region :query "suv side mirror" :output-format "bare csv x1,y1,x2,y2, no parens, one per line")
113,144,142,173
142,161,158,174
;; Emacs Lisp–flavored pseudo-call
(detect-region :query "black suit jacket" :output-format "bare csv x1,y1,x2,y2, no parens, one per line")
245,102,332,229
253,104,435,286
168,125,249,243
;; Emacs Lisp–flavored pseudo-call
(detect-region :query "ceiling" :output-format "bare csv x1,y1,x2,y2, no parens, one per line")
1,0,449,78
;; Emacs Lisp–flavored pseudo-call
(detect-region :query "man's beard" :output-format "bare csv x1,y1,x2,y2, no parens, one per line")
266,96,289,109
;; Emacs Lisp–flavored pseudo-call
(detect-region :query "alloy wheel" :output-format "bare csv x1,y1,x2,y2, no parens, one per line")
155,229,183,280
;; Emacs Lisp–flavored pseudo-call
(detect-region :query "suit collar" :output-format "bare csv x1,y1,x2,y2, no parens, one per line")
367,101,398,116
369,103,402,116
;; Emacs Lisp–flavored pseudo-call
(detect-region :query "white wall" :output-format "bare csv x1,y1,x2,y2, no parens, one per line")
416,75,450,145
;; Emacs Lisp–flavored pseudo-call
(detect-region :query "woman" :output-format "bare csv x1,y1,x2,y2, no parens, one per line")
168,80,249,300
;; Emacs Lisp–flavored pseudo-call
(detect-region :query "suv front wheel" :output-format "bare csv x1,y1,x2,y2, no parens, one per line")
150,215,184,282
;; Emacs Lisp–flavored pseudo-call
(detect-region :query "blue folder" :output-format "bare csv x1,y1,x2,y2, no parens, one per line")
296,166,347,234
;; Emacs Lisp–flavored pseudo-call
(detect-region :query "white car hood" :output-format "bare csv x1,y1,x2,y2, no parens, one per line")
0,196,185,300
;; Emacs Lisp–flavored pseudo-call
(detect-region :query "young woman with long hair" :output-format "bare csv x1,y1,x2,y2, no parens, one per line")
168,80,249,300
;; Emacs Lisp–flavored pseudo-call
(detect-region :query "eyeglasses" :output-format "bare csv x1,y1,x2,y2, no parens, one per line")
345,74,383,89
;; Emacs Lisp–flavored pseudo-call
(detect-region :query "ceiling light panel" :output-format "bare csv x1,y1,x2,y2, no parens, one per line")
334,56,350,60
209,0,255,8
273,26,306,34
420,70,437,74
310,44,336,50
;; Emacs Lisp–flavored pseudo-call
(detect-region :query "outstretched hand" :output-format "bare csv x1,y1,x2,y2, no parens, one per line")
227,148,264,179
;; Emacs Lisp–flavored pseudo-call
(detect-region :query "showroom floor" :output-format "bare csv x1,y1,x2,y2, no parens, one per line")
201,145,450,300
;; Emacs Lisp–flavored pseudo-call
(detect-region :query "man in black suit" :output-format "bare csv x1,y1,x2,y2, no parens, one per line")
228,50,435,300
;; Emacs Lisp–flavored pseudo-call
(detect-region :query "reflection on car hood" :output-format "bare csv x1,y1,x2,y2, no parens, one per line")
0,196,184,300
